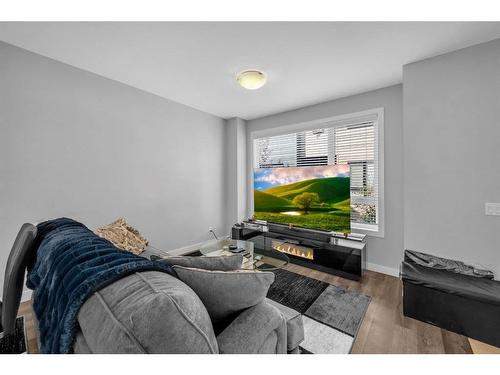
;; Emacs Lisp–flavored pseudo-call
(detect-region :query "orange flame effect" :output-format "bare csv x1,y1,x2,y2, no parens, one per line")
273,242,314,260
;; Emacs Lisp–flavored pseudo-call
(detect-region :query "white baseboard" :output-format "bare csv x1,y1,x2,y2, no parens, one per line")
366,262,400,277
21,289,32,302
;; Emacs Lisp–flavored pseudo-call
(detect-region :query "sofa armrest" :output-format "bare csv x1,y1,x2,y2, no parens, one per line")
1,223,37,335
216,301,287,354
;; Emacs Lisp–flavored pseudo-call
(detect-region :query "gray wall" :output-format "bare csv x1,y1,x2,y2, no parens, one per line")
403,38,500,275
0,41,226,293
225,117,247,228
246,85,404,275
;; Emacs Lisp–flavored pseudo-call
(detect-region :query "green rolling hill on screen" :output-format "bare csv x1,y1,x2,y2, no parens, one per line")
254,177,351,232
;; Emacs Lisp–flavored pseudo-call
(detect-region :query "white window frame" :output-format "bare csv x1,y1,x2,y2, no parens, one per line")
247,107,385,238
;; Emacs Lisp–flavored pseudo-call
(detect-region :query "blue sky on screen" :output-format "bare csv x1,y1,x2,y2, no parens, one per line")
254,165,350,191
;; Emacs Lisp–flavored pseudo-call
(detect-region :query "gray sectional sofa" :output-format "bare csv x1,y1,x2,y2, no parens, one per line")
70,270,304,353
2,223,304,354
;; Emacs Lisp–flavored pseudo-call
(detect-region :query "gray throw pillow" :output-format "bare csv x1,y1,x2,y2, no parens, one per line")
172,266,275,323
154,254,243,271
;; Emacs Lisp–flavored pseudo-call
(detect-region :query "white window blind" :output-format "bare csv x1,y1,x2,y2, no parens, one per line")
254,121,379,230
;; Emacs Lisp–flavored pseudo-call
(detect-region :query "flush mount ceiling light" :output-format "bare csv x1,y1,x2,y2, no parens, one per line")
237,70,267,90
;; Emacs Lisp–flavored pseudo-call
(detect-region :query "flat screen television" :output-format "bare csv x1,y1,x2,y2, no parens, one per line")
253,165,351,233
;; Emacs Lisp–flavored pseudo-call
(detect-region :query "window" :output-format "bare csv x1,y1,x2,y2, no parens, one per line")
252,109,383,235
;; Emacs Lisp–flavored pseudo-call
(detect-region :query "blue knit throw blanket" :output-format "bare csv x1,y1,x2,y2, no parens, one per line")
26,218,175,353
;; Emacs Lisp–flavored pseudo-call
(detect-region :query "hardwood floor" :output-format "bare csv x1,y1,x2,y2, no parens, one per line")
272,263,476,353
17,264,499,354
18,301,39,354
469,339,500,354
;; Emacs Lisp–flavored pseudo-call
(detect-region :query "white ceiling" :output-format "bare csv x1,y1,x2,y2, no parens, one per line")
1,22,500,120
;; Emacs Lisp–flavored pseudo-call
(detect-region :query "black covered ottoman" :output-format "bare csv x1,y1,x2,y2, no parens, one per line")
401,251,500,347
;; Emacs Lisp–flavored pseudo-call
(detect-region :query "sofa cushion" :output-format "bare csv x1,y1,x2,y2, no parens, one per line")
266,298,304,351
172,266,275,323
216,301,287,354
73,331,92,354
77,271,218,353
154,254,243,271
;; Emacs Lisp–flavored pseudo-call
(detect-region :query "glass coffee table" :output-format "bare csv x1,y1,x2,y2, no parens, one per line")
198,238,289,271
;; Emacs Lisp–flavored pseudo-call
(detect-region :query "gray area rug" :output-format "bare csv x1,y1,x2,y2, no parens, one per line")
301,285,371,353
0,316,27,354
306,285,371,337
300,315,354,354
264,268,370,354
264,268,329,313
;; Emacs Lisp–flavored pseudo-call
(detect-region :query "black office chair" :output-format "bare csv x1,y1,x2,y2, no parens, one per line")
0,223,37,336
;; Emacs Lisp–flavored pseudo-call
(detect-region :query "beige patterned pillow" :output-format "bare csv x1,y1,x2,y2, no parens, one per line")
95,218,148,255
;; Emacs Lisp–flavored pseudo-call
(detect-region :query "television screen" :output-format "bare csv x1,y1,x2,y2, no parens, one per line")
253,165,351,232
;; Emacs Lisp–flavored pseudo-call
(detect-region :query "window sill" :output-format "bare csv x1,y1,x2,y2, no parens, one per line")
351,223,384,238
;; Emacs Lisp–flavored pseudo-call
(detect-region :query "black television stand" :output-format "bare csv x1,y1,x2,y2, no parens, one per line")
232,221,366,281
